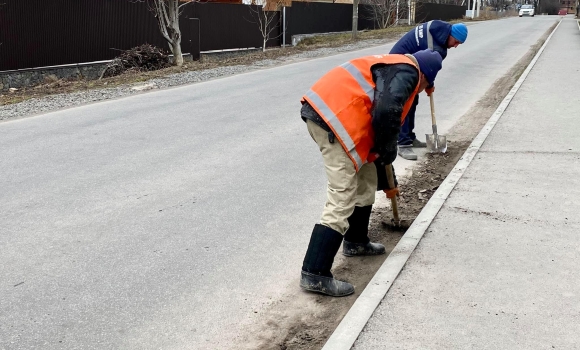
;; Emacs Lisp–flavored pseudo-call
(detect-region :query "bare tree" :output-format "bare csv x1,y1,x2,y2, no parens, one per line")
487,0,511,10
133,0,196,66
248,0,285,52
363,0,398,29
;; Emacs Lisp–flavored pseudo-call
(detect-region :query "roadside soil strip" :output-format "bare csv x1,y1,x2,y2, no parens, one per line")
221,21,559,350
321,20,562,350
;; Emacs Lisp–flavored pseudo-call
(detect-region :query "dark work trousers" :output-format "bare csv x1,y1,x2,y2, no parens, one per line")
398,94,419,146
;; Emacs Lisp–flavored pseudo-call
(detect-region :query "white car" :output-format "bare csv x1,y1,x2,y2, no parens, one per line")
519,4,535,16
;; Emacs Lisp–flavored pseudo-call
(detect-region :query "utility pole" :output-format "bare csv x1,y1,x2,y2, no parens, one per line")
282,6,286,47
352,0,359,39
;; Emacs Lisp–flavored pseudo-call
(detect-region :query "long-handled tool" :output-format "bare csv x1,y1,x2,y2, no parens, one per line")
426,94,447,153
382,165,412,231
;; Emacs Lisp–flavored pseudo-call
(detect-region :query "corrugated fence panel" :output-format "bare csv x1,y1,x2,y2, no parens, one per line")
0,1,465,71
283,3,379,44
0,0,200,71
284,2,352,44
185,3,280,51
415,2,467,22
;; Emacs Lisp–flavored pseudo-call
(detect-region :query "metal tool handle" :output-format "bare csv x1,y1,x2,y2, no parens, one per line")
429,94,438,135
385,165,400,223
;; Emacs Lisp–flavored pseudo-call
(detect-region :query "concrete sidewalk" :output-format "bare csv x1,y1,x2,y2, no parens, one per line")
337,17,580,349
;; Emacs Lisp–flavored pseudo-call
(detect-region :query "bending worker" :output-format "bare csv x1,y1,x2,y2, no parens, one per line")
299,49,443,297
391,21,468,160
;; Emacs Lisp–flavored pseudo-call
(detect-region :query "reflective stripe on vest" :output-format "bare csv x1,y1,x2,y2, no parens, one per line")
302,55,420,171
414,21,434,50
305,89,365,168
339,62,374,102
426,21,434,50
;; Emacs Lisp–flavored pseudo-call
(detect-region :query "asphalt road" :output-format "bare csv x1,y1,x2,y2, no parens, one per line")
0,16,558,350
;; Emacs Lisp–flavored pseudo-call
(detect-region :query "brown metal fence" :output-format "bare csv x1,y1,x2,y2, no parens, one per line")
185,3,280,52
0,1,466,72
283,2,372,45
415,2,467,22
0,0,202,71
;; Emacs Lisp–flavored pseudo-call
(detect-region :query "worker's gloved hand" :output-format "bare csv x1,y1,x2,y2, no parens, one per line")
375,162,398,191
375,148,397,167
425,85,435,96
384,187,400,199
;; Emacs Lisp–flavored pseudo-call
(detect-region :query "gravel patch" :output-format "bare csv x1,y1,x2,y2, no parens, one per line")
0,39,388,122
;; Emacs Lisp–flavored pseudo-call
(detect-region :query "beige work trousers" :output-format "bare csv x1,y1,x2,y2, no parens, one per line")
307,120,377,235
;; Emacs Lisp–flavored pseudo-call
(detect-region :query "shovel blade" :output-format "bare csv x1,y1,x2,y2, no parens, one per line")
426,134,448,153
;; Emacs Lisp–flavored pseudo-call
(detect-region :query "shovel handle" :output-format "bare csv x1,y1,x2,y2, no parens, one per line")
385,165,400,222
429,94,437,128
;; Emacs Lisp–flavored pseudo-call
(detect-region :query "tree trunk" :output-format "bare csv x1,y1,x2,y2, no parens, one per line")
169,1,183,66
172,40,184,66
151,0,184,67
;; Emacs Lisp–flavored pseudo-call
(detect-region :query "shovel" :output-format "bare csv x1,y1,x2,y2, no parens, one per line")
382,165,412,231
426,94,447,153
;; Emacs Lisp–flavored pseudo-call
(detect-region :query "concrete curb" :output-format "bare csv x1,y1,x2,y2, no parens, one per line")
321,18,563,350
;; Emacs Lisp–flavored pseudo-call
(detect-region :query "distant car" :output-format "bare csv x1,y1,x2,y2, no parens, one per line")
519,4,535,16
558,9,567,15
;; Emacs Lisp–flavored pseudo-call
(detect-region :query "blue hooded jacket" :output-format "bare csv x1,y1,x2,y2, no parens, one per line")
390,20,452,60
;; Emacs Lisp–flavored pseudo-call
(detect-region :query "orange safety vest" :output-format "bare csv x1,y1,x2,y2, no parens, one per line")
302,54,420,171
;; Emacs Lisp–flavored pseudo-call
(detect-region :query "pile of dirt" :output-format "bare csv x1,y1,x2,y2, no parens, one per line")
100,44,171,78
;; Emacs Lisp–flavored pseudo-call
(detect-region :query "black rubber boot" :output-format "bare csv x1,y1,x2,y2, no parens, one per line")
343,206,386,257
300,224,354,297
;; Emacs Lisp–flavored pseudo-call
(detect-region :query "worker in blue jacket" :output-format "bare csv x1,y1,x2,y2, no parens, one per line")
389,21,468,160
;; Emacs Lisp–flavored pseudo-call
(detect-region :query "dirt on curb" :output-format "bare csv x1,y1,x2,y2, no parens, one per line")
222,21,556,350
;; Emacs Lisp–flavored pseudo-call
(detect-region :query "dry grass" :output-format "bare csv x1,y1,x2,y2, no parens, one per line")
461,9,518,21
296,25,414,46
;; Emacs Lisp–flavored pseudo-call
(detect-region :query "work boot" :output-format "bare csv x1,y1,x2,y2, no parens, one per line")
343,241,386,256
300,224,354,297
343,206,386,257
398,145,417,160
412,139,427,148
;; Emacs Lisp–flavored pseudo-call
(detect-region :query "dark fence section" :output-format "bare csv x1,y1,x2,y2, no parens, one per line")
0,0,200,71
185,3,280,51
284,2,351,44
415,2,467,22
283,3,378,44
0,1,468,72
